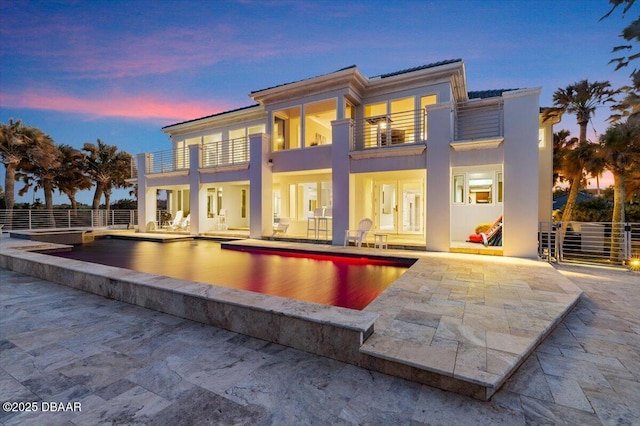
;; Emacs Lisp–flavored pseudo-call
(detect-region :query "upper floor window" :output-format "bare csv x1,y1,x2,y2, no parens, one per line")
273,106,301,151
304,99,336,147
421,94,437,140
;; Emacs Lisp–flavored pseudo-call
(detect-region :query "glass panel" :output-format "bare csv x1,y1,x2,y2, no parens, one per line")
497,172,503,203
469,177,493,204
453,174,465,204
379,183,396,231
304,99,336,147
273,107,301,150
421,94,437,140
401,181,422,232
229,128,247,163
390,97,413,144
364,102,387,148
320,181,332,208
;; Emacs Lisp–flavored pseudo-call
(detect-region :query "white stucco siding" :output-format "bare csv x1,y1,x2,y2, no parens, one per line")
502,88,542,258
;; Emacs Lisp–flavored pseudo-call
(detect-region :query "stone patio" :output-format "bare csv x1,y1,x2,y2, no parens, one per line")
1,263,638,424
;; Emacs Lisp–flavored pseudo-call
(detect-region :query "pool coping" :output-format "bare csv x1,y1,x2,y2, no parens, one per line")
0,236,583,401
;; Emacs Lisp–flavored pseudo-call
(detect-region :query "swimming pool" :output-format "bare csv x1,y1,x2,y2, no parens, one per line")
51,239,410,310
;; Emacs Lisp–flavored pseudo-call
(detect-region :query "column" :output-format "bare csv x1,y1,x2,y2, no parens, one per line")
331,118,352,245
249,133,273,238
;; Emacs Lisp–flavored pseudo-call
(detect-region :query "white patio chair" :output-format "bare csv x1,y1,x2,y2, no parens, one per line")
168,210,184,230
272,217,290,236
344,218,373,248
218,209,227,230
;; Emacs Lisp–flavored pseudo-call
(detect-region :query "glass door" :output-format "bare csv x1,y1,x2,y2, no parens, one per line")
375,179,424,234
401,181,423,233
377,182,397,232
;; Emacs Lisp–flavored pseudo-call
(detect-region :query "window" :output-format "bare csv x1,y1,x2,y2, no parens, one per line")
273,107,301,150
421,94,437,140
304,99,336,147
452,170,502,204
241,189,247,218
453,175,465,204
202,133,222,167
229,128,248,163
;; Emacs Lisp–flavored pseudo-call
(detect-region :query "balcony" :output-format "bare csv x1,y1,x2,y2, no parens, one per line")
352,110,424,151
145,147,189,174
454,99,503,141
201,137,250,169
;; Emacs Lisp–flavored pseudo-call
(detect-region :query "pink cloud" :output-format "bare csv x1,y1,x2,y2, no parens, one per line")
0,89,231,122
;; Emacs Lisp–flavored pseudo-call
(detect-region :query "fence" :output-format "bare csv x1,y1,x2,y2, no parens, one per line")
0,210,138,230
539,221,639,266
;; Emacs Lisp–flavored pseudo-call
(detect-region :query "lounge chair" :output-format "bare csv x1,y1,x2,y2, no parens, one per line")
344,218,373,248
168,210,184,230
468,215,502,246
272,218,290,236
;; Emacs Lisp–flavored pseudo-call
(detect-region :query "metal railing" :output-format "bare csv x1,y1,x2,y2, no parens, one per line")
0,209,138,230
352,109,424,151
201,137,250,168
455,99,503,141
539,221,639,266
145,146,190,174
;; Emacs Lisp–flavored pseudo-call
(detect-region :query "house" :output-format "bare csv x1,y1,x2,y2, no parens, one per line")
135,59,555,258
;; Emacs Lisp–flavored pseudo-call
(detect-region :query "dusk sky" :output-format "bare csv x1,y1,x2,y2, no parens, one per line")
0,0,633,205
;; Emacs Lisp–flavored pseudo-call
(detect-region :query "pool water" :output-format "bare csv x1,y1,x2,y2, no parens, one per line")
52,239,410,310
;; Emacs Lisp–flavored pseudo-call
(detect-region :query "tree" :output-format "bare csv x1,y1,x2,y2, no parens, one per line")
0,120,53,228
16,134,59,212
543,80,618,223
601,0,639,121
598,120,640,259
82,139,132,212
55,144,92,211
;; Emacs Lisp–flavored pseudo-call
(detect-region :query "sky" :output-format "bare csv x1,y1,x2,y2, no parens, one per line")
0,0,634,205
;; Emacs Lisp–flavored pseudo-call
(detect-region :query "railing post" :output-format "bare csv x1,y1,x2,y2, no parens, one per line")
68,210,71,228
624,223,631,261
29,210,32,229
555,222,562,263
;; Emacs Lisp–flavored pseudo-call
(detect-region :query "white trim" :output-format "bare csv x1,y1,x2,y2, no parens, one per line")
350,144,426,160
450,137,504,151
502,87,542,99
199,163,250,174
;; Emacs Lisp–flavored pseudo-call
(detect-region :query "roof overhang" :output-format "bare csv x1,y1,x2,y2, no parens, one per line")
162,105,267,136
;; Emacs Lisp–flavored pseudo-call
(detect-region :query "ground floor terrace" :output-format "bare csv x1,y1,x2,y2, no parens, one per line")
141,162,509,256
1,234,638,424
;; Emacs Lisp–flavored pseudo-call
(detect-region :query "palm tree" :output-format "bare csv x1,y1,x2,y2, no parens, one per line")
544,80,618,223
16,134,59,209
83,139,132,212
0,120,53,228
598,121,640,260
55,144,92,211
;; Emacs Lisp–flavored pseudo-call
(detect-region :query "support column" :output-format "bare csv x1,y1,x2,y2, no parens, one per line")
425,102,454,252
136,153,157,232
331,119,352,245
249,133,272,238
188,144,202,235
503,88,541,258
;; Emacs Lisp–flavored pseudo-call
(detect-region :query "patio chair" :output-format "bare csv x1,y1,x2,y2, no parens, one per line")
168,210,184,230
218,209,227,230
179,214,191,231
272,217,290,236
344,218,373,248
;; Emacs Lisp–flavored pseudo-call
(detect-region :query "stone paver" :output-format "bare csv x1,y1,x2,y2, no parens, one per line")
2,263,639,424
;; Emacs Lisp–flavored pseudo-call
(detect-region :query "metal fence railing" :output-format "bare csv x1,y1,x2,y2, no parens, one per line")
539,221,639,266
145,146,189,174
455,99,503,141
0,210,138,230
201,137,250,168
352,109,424,151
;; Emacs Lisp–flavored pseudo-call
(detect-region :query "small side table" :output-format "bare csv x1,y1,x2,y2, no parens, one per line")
373,233,388,249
